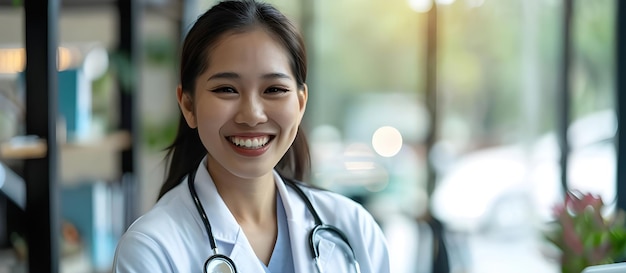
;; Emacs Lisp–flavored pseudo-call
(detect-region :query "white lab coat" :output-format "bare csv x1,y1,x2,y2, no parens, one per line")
113,159,391,273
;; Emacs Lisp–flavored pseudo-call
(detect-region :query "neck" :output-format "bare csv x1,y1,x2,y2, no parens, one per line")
207,163,277,225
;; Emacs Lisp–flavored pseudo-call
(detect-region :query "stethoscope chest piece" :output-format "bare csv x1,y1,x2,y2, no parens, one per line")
204,254,237,273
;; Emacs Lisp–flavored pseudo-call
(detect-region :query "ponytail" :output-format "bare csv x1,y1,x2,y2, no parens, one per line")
276,127,310,181
158,114,206,199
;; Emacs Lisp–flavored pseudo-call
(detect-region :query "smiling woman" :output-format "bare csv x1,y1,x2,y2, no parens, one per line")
182,28,307,182
112,1,390,273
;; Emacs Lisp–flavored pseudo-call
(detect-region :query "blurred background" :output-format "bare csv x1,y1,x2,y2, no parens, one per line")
0,0,620,272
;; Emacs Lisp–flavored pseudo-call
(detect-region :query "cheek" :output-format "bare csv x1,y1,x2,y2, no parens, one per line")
194,100,229,136
274,101,303,132
195,108,227,156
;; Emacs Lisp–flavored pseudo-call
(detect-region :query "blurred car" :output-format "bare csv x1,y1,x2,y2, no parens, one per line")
430,109,617,234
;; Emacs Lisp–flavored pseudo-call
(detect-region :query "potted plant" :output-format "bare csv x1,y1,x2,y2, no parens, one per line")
544,191,626,273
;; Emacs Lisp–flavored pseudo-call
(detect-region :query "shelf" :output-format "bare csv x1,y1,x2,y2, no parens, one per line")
0,131,131,184
61,131,132,185
0,136,47,160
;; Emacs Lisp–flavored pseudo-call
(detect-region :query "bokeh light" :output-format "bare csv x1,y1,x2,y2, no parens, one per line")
372,126,403,157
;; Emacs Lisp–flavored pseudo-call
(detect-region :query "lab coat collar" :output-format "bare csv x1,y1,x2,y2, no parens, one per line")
191,158,320,272
277,175,342,272
193,159,316,243
192,158,241,244
275,172,320,273
273,171,310,225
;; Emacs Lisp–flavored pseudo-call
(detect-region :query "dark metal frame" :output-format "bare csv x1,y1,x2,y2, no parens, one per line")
616,0,626,211
558,0,573,194
24,1,60,271
556,0,626,210
117,0,140,230
425,3,438,197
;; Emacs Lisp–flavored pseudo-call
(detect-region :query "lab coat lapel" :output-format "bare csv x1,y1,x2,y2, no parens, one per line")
228,233,267,273
194,160,267,272
274,172,317,273
194,161,239,244
287,219,316,273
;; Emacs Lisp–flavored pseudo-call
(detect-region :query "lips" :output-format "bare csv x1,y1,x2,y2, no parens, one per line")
227,135,272,149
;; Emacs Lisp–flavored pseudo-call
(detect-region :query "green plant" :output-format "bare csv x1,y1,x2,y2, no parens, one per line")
544,191,626,273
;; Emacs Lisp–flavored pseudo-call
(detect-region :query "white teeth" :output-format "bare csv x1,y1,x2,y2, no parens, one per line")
230,136,270,148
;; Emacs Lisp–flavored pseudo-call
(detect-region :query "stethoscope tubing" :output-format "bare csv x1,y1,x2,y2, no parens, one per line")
187,168,219,253
187,168,360,272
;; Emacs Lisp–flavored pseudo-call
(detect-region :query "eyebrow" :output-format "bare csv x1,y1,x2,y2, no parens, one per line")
262,72,292,80
206,72,293,81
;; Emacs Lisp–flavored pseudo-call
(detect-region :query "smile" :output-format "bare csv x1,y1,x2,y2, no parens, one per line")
227,135,272,149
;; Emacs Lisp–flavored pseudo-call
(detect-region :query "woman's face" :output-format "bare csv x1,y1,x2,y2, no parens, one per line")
178,28,307,180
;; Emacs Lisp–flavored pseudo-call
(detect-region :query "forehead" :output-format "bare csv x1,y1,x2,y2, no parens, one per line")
205,28,292,74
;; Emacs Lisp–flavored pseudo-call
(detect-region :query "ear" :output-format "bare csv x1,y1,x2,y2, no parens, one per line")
297,84,308,121
177,85,197,129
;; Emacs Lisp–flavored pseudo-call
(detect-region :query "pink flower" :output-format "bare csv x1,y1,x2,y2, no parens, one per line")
558,205,584,255
544,190,626,273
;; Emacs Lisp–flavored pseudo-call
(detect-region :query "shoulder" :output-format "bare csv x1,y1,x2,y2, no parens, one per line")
292,183,384,242
126,182,195,238
299,185,372,222
113,183,198,272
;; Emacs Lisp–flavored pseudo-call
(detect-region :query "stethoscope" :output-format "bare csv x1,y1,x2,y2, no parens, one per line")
187,168,362,273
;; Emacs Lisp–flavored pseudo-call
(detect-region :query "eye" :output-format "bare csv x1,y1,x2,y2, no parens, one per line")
211,86,237,93
265,87,290,94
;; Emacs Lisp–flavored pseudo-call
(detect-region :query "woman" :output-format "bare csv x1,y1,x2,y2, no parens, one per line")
113,1,390,272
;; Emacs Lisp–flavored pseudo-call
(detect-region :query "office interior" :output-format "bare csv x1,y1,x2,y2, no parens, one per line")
0,0,624,272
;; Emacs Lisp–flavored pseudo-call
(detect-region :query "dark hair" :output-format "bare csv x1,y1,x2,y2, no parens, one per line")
158,0,310,199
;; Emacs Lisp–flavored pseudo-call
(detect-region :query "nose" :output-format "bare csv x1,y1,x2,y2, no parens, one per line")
234,94,268,127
